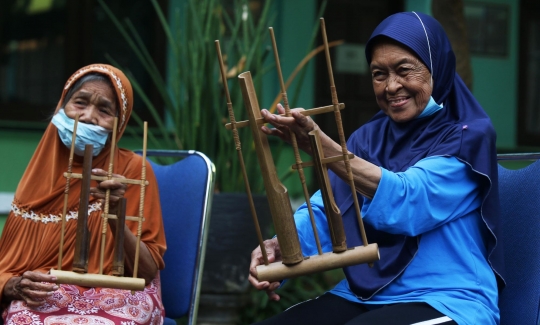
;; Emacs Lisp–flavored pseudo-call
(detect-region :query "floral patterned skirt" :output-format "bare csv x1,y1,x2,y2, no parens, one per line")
2,278,164,325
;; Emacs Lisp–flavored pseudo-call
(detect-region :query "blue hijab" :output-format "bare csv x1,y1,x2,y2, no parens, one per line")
329,12,505,299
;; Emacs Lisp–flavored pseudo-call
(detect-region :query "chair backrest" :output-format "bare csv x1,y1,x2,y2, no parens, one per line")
142,149,215,324
497,153,540,325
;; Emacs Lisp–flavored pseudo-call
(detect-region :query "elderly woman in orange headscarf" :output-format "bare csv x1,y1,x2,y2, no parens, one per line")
0,64,166,324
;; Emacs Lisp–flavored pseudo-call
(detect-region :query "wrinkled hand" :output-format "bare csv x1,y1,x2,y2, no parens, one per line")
6,271,58,307
90,168,127,215
261,103,319,154
248,238,282,301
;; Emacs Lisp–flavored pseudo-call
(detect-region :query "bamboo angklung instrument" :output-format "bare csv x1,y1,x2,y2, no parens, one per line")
223,21,379,283
52,118,150,291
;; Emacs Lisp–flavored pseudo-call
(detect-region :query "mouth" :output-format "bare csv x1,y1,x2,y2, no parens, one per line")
387,96,410,107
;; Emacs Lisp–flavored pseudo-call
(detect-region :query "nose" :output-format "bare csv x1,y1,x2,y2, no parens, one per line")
385,74,402,94
77,106,99,125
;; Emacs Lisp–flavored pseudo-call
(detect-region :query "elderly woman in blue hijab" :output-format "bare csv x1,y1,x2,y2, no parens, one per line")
248,12,504,325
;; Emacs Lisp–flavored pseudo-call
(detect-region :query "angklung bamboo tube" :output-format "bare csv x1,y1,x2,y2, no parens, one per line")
238,71,303,265
309,130,347,252
112,198,127,277
50,269,145,291
72,144,93,273
256,243,379,283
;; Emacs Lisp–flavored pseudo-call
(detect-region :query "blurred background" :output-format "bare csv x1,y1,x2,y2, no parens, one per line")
0,0,537,323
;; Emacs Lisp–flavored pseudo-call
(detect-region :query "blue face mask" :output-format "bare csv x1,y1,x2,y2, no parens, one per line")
51,109,111,156
417,96,444,119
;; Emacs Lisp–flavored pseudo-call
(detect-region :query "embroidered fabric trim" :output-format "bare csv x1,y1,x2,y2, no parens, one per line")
64,65,128,130
10,202,102,224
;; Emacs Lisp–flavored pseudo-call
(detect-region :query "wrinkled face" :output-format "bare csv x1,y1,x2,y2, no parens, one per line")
64,80,117,131
370,40,432,123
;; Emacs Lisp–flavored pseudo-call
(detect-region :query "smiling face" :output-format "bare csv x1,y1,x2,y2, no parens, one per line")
64,80,117,131
370,39,433,123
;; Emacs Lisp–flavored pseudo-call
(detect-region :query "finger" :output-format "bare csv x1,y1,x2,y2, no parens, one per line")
21,271,57,284
91,168,108,176
19,279,58,293
276,103,285,114
267,290,281,301
265,282,282,301
97,180,126,191
248,272,270,290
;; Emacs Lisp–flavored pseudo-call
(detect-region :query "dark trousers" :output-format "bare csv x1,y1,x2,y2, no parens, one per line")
252,293,458,325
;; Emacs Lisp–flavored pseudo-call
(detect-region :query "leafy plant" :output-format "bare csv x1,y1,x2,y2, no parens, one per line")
98,0,275,193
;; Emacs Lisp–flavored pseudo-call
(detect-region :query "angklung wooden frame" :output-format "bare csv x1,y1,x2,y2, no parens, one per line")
50,116,150,291
215,18,379,283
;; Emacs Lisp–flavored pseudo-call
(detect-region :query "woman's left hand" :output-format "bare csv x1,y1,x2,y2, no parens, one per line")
90,168,127,215
261,103,319,154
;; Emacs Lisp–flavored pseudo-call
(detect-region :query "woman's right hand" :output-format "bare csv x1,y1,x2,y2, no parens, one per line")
3,271,58,307
248,237,283,301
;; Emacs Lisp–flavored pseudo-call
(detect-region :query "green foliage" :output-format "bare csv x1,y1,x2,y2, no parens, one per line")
239,269,345,324
98,0,274,193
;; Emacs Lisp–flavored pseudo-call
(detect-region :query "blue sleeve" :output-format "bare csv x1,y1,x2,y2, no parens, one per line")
293,190,334,256
361,156,482,236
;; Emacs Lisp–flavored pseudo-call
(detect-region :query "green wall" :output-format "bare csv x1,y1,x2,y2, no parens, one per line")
0,0,524,203
406,0,519,149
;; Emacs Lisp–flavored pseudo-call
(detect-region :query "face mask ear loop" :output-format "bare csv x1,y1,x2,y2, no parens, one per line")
412,11,434,89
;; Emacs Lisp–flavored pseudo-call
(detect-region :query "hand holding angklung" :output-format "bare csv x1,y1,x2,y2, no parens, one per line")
4,271,58,307
248,237,283,301
89,168,127,214
260,104,318,154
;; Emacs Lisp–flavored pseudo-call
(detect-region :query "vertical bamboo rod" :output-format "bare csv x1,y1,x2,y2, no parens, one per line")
112,198,127,276
320,18,369,247
133,122,148,279
99,117,118,274
72,144,94,273
215,40,269,265
269,27,322,255
58,114,80,270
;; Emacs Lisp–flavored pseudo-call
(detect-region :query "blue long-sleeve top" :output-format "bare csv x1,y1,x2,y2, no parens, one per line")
291,156,499,325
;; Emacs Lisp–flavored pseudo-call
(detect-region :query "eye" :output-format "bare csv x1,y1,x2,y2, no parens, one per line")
371,70,386,81
398,66,412,75
99,107,112,115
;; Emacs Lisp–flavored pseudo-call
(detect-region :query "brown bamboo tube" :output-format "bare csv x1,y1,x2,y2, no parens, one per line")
73,144,94,273
58,114,80,270
132,122,148,280
309,130,347,252
291,153,355,169
255,243,379,282
224,103,345,130
269,27,322,255
50,269,145,291
320,18,369,248
215,40,268,265
63,173,149,186
112,198,127,276
99,117,118,274
238,71,303,265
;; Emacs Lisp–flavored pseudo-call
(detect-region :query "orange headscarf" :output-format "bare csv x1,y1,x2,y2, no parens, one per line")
0,64,166,300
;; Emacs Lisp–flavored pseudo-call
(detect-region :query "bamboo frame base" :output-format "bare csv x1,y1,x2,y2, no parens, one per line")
255,243,379,283
50,269,145,291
